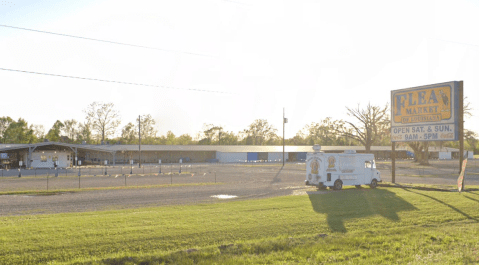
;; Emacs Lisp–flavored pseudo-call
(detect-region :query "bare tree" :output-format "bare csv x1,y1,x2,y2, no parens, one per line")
84,102,121,142
407,141,430,165
342,103,389,152
32,124,45,140
63,119,78,142
76,122,92,144
121,122,137,144
137,114,158,142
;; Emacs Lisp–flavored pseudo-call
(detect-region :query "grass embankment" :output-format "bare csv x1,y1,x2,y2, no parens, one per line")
1,187,479,264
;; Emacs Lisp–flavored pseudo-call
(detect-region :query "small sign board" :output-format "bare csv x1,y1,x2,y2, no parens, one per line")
179,159,182,164
19,161,23,166
0,153,8,159
158,159,161,164
391,81,460,142
78,160,82,166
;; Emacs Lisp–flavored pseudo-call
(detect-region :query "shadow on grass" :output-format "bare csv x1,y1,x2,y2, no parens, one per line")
463,195,479,204
308,189,416,233
402,188,479,222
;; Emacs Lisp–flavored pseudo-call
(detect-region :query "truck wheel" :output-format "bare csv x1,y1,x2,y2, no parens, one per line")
317,185,327,190
370,179,378,189
355,185,361,188
333,180,343,190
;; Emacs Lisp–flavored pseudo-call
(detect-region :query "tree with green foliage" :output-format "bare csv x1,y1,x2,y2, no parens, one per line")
303,117,346,146
121,122,137,144
242,119,278,145
218,131,239,145
464,129,478,155
176,134,194,145
46,120,65,142
198,124,223,145
3,118,37,143
0,116,13,143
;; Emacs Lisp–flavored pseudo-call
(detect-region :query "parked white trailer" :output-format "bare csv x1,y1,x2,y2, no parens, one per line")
305,145,381,190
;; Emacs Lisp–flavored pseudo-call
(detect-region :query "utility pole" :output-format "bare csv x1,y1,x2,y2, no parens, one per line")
283,108,287,166
138,115,141,168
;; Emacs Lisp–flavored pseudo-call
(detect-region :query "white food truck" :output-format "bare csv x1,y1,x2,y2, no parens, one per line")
305,145,381,190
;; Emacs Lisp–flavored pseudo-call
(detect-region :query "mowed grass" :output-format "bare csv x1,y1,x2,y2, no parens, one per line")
1,187,479,264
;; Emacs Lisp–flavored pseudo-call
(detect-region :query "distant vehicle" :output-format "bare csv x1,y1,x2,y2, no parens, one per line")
305,145,381,190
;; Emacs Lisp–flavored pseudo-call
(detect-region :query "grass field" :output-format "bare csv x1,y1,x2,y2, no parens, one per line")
1,186,479,264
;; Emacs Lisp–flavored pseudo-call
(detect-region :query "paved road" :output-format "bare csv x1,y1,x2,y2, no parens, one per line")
0,164,306,216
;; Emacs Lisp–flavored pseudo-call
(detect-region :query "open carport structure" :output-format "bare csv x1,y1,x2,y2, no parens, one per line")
0,142,415,169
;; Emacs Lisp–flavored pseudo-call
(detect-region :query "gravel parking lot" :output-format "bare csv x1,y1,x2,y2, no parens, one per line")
1,160,477,216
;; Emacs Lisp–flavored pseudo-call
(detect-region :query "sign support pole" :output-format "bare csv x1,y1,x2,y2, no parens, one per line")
391,143,395,183
459,81,464,174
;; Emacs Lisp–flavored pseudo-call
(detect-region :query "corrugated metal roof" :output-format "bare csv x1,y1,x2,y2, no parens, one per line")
0,142,464,153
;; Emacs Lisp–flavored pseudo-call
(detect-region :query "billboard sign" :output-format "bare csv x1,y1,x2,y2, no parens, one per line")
391,81,460,142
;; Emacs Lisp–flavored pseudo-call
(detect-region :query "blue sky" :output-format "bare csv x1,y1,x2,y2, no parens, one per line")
1,0,478,139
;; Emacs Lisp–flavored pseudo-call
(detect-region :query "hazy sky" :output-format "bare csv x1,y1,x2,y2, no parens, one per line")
1,0,478,139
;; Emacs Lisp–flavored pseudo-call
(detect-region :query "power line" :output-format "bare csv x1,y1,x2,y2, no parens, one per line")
429,38,479,48
0,67,232,94
0,24,213,57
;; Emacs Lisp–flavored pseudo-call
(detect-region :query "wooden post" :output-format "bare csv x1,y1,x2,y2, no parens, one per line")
459,81,464,173
392,143,396,183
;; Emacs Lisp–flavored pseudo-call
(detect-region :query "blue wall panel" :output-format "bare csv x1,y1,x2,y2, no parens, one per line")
297,152,307,161
247,152,258,161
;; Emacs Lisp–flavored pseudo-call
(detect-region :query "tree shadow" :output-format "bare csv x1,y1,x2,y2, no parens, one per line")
308,189,416,233
402,188,479,222
463,195,479,204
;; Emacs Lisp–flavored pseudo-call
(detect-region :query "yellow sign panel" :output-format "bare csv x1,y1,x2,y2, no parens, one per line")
391,81,460,142
393,86,451,124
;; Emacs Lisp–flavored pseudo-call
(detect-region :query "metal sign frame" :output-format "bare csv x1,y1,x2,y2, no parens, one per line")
390,81,464,184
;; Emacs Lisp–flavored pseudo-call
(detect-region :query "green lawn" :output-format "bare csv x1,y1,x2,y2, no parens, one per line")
1,186,479,264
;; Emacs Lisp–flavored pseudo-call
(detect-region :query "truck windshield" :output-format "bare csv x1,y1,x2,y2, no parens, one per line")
365,161,376,169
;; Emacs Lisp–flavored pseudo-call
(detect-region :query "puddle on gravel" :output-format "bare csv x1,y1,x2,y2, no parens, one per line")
211,195,238,199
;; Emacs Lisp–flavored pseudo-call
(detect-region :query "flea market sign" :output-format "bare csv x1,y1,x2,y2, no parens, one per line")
391,81,460,142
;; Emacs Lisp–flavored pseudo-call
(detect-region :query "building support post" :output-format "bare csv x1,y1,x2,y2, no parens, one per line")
28,147,33,168
74,148,77,166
